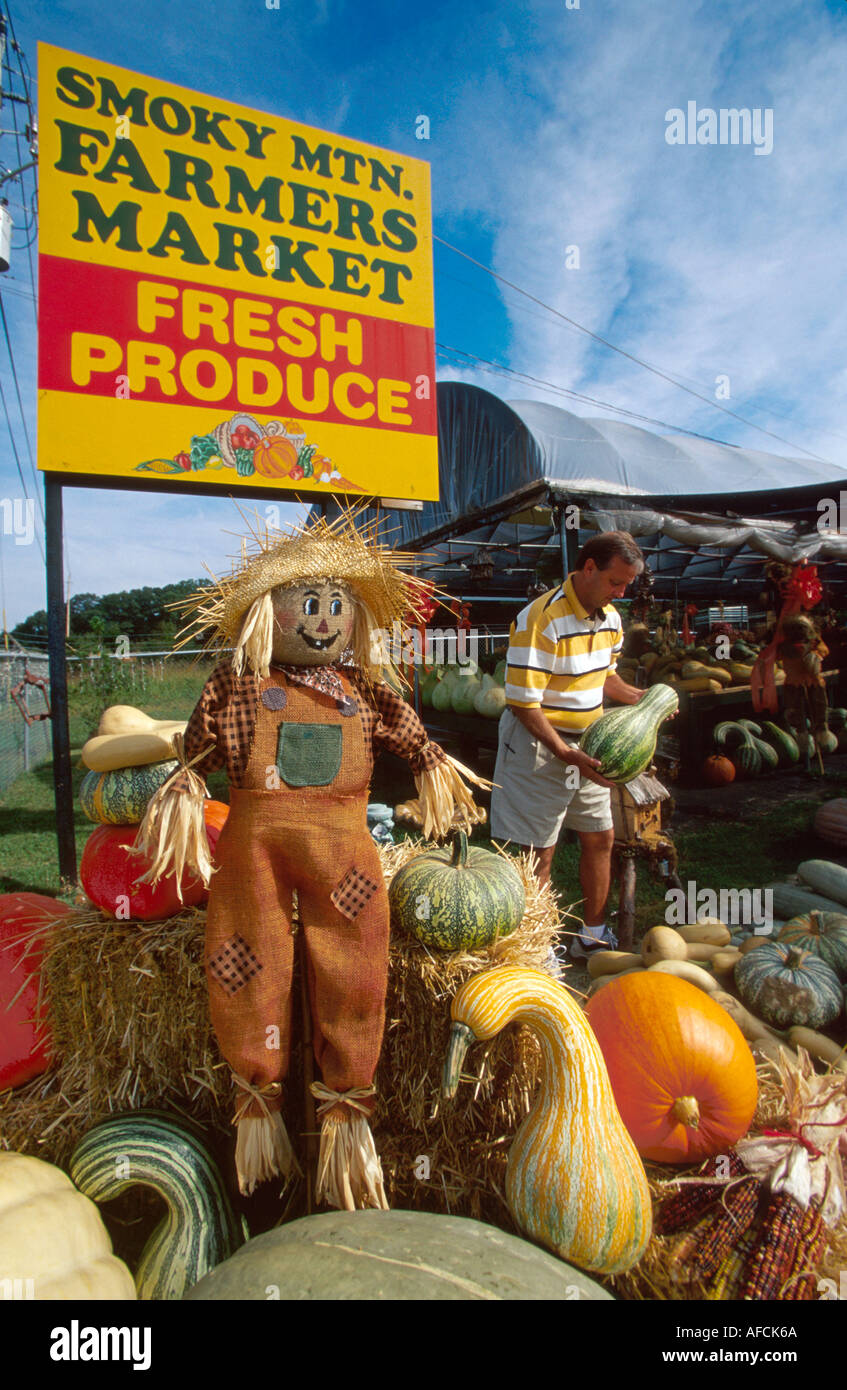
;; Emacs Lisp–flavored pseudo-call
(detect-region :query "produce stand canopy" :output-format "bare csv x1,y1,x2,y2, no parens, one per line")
377,384,847,603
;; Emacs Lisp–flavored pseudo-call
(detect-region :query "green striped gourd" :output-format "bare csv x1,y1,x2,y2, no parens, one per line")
80,760,179,825
388,831,525,952
442,967,652,1274
760,722,799,766
750,736,779,772
69,1111,245,1300
778,910,847,980
578,683,679,783
713,721,754,751
734,941,842,1030
732,743,762,778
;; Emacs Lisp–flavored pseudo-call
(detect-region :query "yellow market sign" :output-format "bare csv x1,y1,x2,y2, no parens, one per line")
38,43,437,498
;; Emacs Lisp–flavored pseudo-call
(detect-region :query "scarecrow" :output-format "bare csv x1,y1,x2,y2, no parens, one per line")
136,510,483,1208
777,614,830,751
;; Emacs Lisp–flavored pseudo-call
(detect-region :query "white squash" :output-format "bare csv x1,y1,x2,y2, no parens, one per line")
0,1153,136,1299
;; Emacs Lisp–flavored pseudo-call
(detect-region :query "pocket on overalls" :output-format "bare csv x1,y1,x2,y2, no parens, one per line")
277,723,343,786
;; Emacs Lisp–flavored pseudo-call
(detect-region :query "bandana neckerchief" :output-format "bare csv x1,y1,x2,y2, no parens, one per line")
277,662,354,702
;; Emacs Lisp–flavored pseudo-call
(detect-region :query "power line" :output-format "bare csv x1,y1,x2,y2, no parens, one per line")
435,341,759,450
436,260,847,453
433,235,834,466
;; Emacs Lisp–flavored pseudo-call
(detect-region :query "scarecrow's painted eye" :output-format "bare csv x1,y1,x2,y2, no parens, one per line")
304,597,319,616
330,598,343,616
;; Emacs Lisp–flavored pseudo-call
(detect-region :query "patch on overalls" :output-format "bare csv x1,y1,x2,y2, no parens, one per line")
331,868,380,920
208,935,263,994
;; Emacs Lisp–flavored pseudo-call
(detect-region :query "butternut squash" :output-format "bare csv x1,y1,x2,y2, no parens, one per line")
711,948,742,977
82,729,187,772
641,926,687,966
787,1027,847,1073
587,950,644,979
647,959,718,993
678,921,730,946
711,991,784,1044
739,934,771,955
97,706,185,737
684,941,722,962
587,967,646,993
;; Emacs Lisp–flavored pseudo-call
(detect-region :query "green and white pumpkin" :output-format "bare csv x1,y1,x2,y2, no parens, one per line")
778,911,847,981
578,683,679,784
69,1110,245,1300
80,760,179,825
388,831,526,952
734,940,843,1030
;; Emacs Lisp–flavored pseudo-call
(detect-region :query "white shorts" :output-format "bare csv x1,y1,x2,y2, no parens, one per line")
489,708,613,848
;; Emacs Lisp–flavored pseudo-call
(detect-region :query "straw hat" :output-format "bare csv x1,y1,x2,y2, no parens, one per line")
172,507,430,656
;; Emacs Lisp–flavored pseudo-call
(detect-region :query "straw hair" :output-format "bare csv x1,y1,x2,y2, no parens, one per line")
172,508,431,677
234,592,275,679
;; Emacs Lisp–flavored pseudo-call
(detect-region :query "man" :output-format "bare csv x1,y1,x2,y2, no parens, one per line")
490,531,645,958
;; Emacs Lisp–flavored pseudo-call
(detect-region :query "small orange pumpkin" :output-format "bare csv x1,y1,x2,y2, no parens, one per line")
702,754,735,786
253,436,298,478
585,972,757,1163
203,800,229,835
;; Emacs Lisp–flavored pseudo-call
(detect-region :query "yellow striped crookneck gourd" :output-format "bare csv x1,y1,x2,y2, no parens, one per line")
442,966,652,1274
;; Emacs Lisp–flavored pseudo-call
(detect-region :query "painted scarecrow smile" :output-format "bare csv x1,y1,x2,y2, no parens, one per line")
297,626,342,651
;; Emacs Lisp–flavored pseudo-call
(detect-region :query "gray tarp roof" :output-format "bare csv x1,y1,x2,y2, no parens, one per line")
367,383,847,605
381,384,847,584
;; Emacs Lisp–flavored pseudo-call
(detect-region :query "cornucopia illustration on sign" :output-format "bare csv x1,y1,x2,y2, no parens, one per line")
135,413,365,490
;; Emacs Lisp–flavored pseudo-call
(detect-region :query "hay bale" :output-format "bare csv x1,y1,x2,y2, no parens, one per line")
373,839,564,1227
0,839,565,1212
0,906,230,1165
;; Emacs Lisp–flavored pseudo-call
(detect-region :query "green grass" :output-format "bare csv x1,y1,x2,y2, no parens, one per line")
0,660,227,898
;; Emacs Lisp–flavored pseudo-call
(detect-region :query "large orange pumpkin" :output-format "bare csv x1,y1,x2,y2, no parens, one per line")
253,436,297,478
585,972,758,1163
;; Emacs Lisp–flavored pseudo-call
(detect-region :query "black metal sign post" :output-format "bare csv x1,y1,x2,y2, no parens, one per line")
44,474,77,885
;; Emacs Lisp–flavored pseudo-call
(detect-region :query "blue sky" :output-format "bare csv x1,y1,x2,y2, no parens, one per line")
3,0,847,630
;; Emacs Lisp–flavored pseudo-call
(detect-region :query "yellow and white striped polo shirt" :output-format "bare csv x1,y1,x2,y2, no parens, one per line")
504,576,623,732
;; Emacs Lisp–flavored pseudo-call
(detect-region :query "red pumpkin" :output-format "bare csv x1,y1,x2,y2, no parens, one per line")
0,893,73,1090
80,825,209,921
253,435,297,478
203,800,229,835
702,754,735,786
585,972,758,1163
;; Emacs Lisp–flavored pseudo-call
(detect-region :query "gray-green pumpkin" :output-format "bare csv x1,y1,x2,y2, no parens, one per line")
80,759,178,825
734,940,842,1030
389,831,525,952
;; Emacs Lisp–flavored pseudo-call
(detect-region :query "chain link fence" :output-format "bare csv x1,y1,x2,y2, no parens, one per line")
0,649,216,798
0,651,53,796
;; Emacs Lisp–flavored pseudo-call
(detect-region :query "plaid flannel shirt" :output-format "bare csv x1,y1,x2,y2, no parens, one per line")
177,661,446,791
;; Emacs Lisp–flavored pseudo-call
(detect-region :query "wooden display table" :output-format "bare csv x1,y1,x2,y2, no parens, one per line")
676,670,840,779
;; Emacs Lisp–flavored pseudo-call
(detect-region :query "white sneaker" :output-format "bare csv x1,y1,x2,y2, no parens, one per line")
569,927,618,961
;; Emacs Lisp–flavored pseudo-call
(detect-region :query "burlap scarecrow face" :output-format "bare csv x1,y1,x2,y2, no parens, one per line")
271,580,356,666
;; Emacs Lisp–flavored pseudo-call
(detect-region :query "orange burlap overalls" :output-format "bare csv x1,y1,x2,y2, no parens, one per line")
204,669,389,1119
